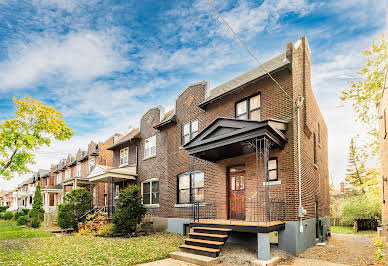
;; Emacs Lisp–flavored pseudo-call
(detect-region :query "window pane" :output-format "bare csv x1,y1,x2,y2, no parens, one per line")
192,172,204,188
151,146,156,156
192,131,198,139
143,193,151,204
184,135,190,145
240,176,244,189
183,122,190,135
179,189,190,203
250,95,260,109
231,176,235,190
250,109,260,121
152,181,159,193
235,177,240,190
143,182,150,194
269,170,277,181
237,114,248,120
152,192,159,204
191,120,198,133
150,136,156,146
193,188,204,202
268,159,277,170
236,101,247,116
179,174,190,189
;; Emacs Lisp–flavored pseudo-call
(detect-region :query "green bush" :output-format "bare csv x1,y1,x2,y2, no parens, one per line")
57,203,74,229
0,206,9,213
14,210,25,221
30,215,41,228
57,188,92,230
2,211,13,220
16,215,29,226
112,185,146,236
21,208,30,215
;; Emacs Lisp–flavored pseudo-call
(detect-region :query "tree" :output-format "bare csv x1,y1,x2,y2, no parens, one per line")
345,138,367,193
29,181,44,228
340,34,387,157
112,185,146,236
57,188,92,230
0,94,73,179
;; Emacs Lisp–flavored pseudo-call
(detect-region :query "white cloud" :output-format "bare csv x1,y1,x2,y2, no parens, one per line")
0,30,129,91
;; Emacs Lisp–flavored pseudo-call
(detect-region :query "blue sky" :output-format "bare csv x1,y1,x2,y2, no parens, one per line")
0,0,386,190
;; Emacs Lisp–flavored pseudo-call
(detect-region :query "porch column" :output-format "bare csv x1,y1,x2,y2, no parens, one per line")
108,177,111,217
90,182,94,207
257,233,271,261
111,178,115,215
44,192,49,212
74,179,78,189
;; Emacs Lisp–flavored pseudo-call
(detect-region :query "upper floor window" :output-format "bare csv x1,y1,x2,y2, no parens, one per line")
56,173,62,184
88,158,95,173
235,94,261,121
65,169,71,179
182,118,198,145
142,179,159,205
120,147,129,166
177,171,204,204
76,164,81,177
268,158,278,181
144,135,156,159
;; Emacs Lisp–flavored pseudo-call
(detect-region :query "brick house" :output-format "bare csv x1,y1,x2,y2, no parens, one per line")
95,36,329,258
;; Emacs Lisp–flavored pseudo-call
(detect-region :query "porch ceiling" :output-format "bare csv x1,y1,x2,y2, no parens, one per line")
183,118,288,162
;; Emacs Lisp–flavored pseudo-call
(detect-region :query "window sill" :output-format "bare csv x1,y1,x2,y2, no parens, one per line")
144,204,160,208
174,203,206,208
143,155,156,161
263,180,281,186
119,163,128,168
313,164,318,169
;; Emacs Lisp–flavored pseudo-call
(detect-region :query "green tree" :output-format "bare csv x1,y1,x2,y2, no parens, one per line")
112,185,146,236
340,34,387,157
0,94,73,179
28,181,44,228
345,138,367,193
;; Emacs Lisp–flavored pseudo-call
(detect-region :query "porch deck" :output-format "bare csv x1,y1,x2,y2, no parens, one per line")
190,219,285,233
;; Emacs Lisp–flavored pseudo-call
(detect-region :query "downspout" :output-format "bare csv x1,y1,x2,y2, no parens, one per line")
296,96,304,233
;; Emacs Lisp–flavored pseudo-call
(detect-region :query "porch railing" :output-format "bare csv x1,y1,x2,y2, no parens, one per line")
191,202,217,222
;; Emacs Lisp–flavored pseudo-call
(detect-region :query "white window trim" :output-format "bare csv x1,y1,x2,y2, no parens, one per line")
141,178,160,207
56,173,62,184
119,147,129,167
263,180,281,186
88,158,95,173
76,164,81,177
144,135,156,159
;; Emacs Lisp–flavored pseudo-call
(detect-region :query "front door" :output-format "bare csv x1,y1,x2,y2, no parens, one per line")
229,170,245,220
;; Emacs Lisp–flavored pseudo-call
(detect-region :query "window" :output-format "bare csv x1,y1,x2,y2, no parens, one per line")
142,179,159,205
88,158,95,173
144,135,156,158
56,173,62,184
182,118,199,145
65,169,71,179
177,171,204,204
313,133,317,165
76,164,81,177
120,147,129,166
268,158,278,181
115,185,120,199
235,94,261,121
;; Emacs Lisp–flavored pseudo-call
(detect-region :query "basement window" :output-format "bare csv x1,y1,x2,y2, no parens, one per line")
268,158,278,181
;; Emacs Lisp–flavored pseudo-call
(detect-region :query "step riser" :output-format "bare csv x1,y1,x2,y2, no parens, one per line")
190,234,227,243
180,247,218,258
185,240,223,250
190,223,233,230
193,229,229,235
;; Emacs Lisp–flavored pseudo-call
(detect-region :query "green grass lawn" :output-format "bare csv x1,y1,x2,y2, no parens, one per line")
0,220,53,240
331,225,376,236
0,220,184,265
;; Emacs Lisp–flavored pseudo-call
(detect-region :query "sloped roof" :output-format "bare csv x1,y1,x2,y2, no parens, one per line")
107,128,140,150
199,53,290,108
154,109,176,129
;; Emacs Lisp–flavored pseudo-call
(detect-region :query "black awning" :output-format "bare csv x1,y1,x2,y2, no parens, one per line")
183,118,288,162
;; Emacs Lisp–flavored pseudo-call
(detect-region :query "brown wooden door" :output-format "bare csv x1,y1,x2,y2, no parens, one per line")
229,171,245,220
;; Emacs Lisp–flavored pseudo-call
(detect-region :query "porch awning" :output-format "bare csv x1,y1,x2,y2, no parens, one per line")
41,184,63,192
88,165,137,182
183,118,288,162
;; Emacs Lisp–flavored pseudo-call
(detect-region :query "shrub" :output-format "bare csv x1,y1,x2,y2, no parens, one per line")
21,208,30,215
16,215,28,226
2,211,13,220
57,188,92,230
0,206,9,213
29,182,44,228
112,185,146,236
57,203,74,229
14,210,25,221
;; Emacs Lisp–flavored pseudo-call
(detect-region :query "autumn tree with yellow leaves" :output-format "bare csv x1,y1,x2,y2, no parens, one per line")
0,95,73,179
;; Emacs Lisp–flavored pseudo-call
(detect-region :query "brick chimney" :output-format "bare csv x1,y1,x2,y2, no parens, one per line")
340,182,345,193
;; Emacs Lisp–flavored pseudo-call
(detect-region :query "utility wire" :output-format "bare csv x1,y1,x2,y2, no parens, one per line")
207,0,293,102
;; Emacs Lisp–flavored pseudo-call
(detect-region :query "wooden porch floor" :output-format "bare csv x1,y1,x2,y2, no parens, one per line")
191,219,286,233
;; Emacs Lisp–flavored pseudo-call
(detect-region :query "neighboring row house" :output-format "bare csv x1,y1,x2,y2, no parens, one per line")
5,36,329,260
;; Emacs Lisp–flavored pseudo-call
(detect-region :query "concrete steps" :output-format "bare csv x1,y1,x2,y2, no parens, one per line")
169,251,220,266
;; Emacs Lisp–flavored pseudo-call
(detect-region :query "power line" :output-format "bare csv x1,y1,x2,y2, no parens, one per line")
207,0,293,102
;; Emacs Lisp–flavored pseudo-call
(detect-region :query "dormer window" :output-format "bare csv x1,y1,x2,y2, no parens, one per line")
235,93,261,121
120,147,129,166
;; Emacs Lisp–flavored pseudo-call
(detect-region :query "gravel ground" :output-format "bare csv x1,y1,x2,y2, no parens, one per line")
219,234,387,266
